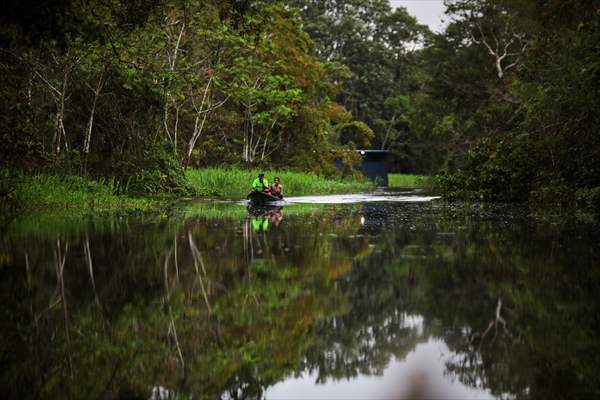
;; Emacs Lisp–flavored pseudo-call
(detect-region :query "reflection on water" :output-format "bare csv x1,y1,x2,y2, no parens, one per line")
247,206,284,232
267,338,493,400
1,197,599,399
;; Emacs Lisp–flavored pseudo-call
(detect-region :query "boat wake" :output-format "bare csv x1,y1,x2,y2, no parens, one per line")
285,194,439,204
221,189,439,206
283,193,439,204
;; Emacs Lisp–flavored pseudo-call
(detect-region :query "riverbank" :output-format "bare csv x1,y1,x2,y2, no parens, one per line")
186,168,374,198
387,174,430,188
0,172,162,212
0,168,374,212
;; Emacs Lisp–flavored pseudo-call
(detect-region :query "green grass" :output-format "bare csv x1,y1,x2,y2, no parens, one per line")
1,171,164,212
185,168,374,199
1,167,374,213
388,173,430,188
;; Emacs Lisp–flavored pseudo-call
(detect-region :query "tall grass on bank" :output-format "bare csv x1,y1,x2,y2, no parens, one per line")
1,171,159,211
388,174,430,188
186,168,374,198
0,168,374,212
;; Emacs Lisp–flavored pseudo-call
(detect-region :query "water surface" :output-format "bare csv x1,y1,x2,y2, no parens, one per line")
1,191,599,399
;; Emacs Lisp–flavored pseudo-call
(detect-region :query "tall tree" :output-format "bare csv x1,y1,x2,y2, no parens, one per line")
288,0,430,152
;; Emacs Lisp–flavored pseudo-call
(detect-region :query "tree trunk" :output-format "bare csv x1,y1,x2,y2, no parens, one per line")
163,21,186,144
52,72,69,156
381,112,397,150
81,72,104,175
186,74,213,165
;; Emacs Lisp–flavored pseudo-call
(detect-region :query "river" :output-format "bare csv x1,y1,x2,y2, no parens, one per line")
1,190,599,399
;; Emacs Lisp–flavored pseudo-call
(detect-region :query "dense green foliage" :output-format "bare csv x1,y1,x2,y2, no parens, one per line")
1,0,599,207
0,0,373,190
286,0,599,207
409,1,600,207
289,0,430,170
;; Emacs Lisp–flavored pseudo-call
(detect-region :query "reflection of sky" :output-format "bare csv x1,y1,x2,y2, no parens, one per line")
265,338,494,400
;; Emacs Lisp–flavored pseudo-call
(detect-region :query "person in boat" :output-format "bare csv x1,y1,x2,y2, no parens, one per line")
251,172,270,193
270,176,283,199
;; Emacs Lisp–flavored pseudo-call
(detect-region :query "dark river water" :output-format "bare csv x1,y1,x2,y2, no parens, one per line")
1,191,599,399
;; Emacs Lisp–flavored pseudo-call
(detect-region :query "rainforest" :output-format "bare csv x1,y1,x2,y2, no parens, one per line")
1,2,600,399
1,0,597,207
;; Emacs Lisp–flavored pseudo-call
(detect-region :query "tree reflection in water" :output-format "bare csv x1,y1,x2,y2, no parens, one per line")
0,203,598,399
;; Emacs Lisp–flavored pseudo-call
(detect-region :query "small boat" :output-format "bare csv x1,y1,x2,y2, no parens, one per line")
247,191,282,207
